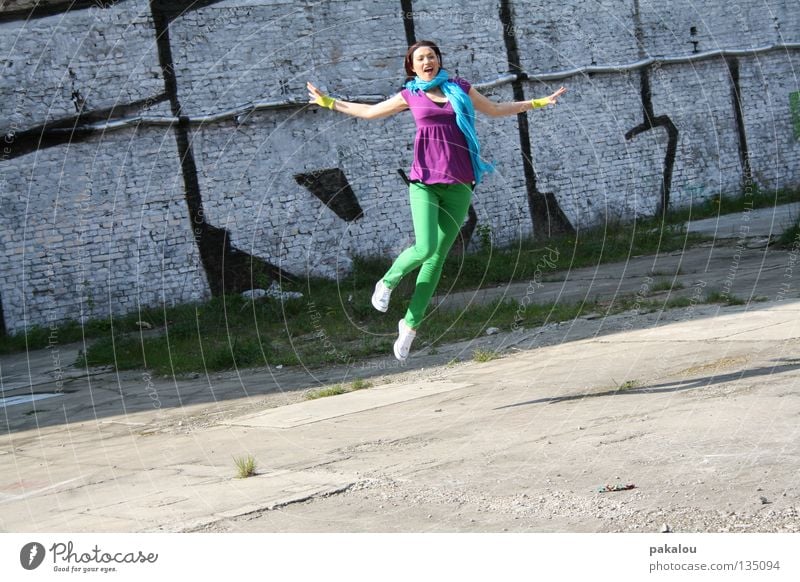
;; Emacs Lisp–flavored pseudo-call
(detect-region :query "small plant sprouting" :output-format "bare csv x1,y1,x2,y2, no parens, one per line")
306,384,347,400
351,378,372,391
615,379,639,390
233,455,257,479
705,290,746,306
651,279,685,293
306,378,372,400
476,223,492,251
473,349,500,363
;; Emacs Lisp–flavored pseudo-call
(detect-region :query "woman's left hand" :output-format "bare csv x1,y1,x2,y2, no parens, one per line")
546,86,567,105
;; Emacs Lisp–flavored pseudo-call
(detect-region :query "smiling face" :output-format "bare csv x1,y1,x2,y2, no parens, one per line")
411,46,440,81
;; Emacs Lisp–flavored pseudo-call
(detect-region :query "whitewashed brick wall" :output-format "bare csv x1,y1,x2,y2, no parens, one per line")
0,0,798,333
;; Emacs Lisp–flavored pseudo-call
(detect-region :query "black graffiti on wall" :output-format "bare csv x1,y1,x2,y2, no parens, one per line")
150,0,227,23
627,0,679,218
624,67,679,218
499,0,574,239
0,0,226,23
150,0,295,294
1,0,295,295
399,0,416,47
294,169,364,222
0,1,126,23
724,56,754,193
0,0,225,159
1,94,169,159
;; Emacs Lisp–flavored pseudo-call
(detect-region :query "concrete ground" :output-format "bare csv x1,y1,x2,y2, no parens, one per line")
1,206,799,533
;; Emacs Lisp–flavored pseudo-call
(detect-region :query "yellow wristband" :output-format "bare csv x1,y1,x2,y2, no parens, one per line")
531,98,549,109
319,95,336,110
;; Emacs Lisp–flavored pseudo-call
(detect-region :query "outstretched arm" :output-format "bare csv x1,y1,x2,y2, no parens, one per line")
469,86,567,117
307,81,408,120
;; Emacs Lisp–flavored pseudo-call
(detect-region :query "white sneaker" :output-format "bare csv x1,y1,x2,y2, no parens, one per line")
393,319,416,361
371,280,392,312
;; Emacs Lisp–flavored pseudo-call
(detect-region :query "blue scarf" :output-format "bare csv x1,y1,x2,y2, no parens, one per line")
404,69,495,185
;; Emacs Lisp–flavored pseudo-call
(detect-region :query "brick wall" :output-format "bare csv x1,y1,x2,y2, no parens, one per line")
0,0,798,333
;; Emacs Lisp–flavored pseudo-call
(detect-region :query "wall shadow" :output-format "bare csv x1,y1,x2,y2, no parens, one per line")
494,358,800,410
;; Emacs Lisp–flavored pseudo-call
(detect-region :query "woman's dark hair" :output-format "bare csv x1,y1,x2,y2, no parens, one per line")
404,40,442,81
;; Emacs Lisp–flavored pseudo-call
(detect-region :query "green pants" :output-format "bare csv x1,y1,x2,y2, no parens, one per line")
383,182,473,329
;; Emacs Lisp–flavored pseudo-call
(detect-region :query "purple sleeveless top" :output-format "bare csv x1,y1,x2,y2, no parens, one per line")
400,77,475,185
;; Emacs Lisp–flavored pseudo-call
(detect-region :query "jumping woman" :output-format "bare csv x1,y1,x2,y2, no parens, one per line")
307,40,566,361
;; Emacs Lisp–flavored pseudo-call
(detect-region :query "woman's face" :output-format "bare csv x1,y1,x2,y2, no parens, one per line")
411,47,440,81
